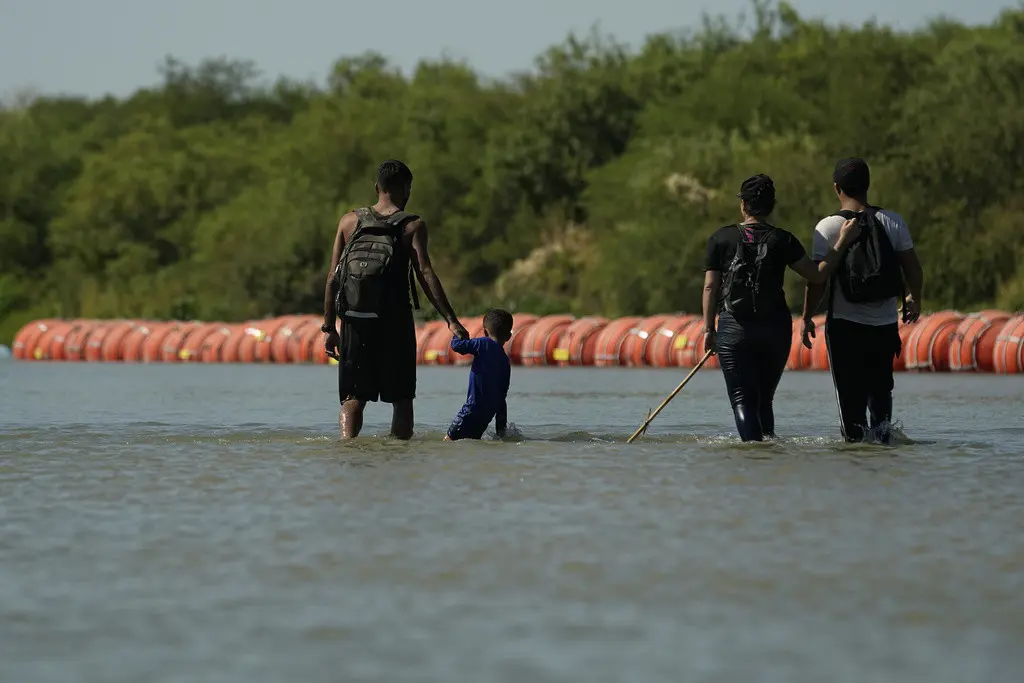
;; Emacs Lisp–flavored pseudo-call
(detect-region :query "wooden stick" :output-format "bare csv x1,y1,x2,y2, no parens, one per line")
626,349,714,444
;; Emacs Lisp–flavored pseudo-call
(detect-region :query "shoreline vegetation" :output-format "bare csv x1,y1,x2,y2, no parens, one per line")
2,1,1023,346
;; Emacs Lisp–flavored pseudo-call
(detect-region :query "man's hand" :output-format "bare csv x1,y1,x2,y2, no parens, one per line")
449,320,469,340
902,296,921,324
836,217,861,249
703,330,717,355
324,329,340,360
801,317,816,349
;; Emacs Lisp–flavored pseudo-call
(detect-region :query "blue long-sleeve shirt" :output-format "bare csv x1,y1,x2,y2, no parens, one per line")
450,335,511,432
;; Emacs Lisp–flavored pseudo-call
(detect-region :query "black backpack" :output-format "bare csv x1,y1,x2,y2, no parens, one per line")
333,208,421,320
721,225,775,319
832,207,903,304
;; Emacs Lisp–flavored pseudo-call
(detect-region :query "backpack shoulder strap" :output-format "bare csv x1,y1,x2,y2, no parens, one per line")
347,207,376,240
378,210,423,311
382,210,419,227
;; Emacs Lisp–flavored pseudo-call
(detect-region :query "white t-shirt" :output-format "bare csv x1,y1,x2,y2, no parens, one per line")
811,209,914,326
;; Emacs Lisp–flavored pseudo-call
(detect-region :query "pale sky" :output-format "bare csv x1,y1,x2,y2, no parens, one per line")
0,0,1017,99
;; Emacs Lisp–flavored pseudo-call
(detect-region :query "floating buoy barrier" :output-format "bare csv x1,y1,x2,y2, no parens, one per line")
8,311,1023,372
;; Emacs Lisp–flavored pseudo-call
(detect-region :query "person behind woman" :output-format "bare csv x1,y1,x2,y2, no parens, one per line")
702,174,860,441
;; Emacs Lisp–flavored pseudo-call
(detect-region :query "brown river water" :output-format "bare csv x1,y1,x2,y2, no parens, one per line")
1,360,1022,682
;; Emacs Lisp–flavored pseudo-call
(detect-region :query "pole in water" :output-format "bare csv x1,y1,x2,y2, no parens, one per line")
626,349,713,444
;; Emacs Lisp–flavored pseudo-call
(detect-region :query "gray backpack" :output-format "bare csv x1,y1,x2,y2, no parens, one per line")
333,208,420,320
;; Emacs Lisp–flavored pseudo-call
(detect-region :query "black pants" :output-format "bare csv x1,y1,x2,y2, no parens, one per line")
825,318,901,443
716,311,792,442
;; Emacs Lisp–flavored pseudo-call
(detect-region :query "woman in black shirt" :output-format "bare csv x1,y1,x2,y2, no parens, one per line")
702,174,859,441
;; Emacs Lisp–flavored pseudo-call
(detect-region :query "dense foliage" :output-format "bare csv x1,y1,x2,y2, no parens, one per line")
3,1,1023,344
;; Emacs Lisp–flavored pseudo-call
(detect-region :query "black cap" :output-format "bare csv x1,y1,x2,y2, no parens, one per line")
833,157,870,196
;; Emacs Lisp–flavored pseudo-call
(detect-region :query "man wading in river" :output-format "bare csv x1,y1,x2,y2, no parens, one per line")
802,158,924,443
322,160,468,439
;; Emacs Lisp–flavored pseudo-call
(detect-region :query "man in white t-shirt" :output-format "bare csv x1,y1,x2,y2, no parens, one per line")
801,158,924,443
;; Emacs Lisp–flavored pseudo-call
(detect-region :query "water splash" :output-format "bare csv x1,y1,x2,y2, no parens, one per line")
486,422,524,442
861,419,913,446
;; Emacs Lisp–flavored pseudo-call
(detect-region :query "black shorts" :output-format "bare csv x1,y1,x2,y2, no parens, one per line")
338,311,417,404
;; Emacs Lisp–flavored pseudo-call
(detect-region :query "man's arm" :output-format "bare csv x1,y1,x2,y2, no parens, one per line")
409,219,465,334
801,221,833,319
802,281,827,320
898,248,924,322
324,212,356,331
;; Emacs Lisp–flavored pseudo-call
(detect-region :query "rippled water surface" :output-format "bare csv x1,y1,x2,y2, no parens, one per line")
1,360,1023,683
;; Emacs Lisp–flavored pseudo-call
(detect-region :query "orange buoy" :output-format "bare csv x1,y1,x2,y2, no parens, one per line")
993,315,1024,374
159,322,202,362
454,316,486,366
669,318,703,368
520,315,574,366
267,317,306,363
786,317,804,371
246,318,282,363
176,323,219,362
416,321,446,364
642,315,696,368
34,321,74,360
219,324,246,363
504,314,539,365
905,310,964,372
15,319,58,360
619,314,674,367
138,323,178,362
63,320,96,361
235,325,263,364
199,325,235,363
421,323,457,365
554,316,609,366
82,322,115,362
948,310,1011,373
287,319,321,363
592,317,641,367
99,321,137,361
121,323,152,362
648,315,692,367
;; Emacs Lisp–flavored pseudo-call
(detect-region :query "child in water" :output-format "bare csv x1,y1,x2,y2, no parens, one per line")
444,308,513,441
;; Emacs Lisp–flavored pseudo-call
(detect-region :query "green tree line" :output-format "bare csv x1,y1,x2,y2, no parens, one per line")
2,1,1023,345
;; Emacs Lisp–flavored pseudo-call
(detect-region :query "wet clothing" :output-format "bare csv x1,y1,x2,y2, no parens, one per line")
715,311,792,441
337,309,417,404
447,336,511,441
336,207,418,405
826,314,902,443
705,222,806,441
813,209,914,442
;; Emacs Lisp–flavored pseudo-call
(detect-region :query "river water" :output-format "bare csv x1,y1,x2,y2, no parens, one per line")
1,360,1022,683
